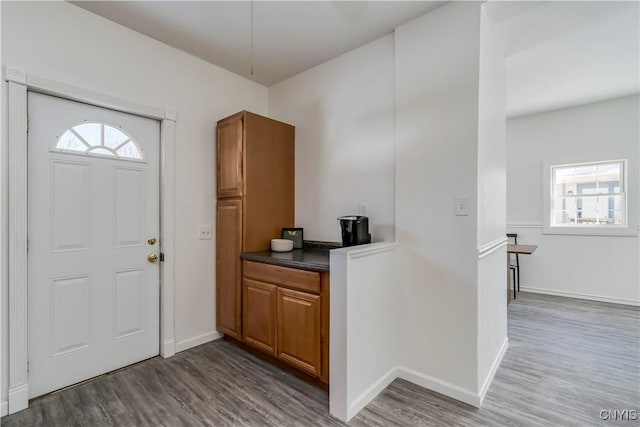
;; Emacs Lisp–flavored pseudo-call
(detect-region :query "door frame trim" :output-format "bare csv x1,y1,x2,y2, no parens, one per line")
5,67,177,414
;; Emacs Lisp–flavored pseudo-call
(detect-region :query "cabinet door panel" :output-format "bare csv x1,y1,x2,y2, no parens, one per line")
216,199,243,338
217,117,243,198
243,279,277,355
277,288,321,377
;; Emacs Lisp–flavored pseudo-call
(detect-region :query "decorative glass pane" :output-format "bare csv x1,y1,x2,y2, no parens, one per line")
104,126,129,149
73,123,101,147
57,130,88,151
52,122,145,163
116,141,142,159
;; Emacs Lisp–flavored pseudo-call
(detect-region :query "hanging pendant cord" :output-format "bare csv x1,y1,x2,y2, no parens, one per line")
250,0,254,76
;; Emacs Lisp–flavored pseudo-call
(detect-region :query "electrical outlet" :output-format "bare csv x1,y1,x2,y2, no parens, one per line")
455,196,469,216
198,226,212,240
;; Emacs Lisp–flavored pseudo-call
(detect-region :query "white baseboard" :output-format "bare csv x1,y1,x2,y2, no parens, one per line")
478,337,508,405
346,365,486,421
161,337,176,358
396,367,481,408
520,286,640,307
175,331,223,353
342,362,492,420
8,384,28,414
1,400,8,417
348,367,399,420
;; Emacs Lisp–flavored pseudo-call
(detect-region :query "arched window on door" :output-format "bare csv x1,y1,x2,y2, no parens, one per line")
52,122,145,162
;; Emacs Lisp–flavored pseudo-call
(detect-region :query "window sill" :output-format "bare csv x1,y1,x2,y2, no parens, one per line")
542,225,638,237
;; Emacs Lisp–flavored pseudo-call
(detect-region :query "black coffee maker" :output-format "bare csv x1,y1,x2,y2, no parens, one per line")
338,216,372,247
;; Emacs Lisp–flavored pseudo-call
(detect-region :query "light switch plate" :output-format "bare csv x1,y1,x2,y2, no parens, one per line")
198,226,212,240
455,196,469,216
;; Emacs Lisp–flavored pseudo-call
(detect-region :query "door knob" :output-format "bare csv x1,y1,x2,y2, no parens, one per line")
148,237,157,245
147,253,159,263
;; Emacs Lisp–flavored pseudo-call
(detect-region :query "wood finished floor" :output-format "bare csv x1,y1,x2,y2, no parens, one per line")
3,292,639,426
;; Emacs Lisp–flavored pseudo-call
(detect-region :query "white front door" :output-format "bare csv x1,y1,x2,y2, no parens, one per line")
27,92,160,398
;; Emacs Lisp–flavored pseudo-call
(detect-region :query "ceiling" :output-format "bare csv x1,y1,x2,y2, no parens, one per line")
71,1,638,117
495,1,639,117
71,1,444,86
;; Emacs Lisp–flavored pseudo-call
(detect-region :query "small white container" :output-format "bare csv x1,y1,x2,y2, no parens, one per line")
271,238,294,252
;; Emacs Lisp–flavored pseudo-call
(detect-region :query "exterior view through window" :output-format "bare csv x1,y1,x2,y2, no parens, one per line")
52,122,144,162
551,160,625,226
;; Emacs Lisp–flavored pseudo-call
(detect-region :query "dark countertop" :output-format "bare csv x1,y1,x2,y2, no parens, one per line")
241,248,331,272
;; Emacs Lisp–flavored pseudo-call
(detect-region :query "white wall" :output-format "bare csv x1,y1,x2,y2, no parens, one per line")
395,1,482,397
476,6,508,397
272,3,507,415
329,243,399,422
1,0,268,406
507,95,640,305
268,35,395,243
477,9,507,249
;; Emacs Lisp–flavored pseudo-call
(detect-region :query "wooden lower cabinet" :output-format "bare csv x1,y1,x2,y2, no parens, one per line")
277,288,321,377
240,260,328,383
242,279,277,356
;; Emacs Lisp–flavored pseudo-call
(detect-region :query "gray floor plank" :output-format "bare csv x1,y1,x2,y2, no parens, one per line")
2,292,638,426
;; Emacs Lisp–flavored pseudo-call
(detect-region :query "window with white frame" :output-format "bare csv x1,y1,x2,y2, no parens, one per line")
550,160,626,227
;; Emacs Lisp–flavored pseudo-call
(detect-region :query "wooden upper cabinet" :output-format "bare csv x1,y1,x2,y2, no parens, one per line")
217,115,244,199
216,199,243,339
243,112,295,251
215,111,294,251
